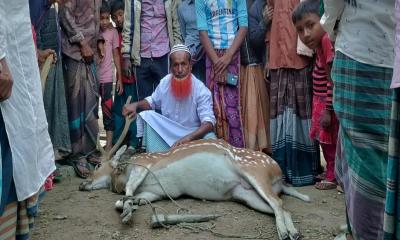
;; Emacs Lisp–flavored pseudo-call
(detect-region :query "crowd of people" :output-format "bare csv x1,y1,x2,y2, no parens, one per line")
0,0,399,239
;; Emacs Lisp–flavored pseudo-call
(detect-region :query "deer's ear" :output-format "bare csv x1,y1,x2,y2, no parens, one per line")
110,145,128,167
115,145,128,158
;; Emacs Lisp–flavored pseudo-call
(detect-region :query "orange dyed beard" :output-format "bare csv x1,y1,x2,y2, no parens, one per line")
171,74,192,100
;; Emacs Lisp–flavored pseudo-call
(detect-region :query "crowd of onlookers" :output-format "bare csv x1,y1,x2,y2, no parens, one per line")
0,0,400,239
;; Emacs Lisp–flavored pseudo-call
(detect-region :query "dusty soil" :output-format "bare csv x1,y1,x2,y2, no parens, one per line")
31,172,345,240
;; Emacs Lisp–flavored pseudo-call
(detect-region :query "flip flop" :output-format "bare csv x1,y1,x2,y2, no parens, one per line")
87,152,101,166
71,158,92,179
315,180,337,190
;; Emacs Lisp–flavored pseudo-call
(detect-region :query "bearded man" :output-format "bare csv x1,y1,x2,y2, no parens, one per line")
123,44,216,152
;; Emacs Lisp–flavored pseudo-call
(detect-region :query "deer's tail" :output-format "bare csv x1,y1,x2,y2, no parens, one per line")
281,184,311,202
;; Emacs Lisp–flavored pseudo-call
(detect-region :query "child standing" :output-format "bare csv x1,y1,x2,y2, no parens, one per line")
99,3,123,151
110,0,139,150
292,0,339,190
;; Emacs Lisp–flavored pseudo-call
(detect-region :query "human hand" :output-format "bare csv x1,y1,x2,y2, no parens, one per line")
116,80,124,95
172,135,193,148
0,58,13,102
98,42,105,63
213,53,233,76
320,110,332,130
123,58,132,78
262,6,274,24
122,102,137,119
80,41,94,63
38,49,56,67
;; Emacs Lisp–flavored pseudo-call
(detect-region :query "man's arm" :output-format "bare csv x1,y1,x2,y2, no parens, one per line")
172,84,216,147
249,1,271,51
121,0,133,58
59,0,84,44
171,0,183,45
59,0,94,62
172,122,213,147
213,0,248,75
122,99,152,118
320,0,345,39
177,4,187,40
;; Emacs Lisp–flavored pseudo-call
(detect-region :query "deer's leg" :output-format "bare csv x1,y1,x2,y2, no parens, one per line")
79,175,110,191
115,192,162,211
232,185,274,214
119,167,150,224
246,178,290,240
283,211,300,240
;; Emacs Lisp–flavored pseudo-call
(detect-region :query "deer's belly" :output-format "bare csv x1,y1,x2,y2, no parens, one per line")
137,152,241,201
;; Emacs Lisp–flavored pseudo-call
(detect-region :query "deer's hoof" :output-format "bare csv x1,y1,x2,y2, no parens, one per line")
290,233,301,240
79,181,92,191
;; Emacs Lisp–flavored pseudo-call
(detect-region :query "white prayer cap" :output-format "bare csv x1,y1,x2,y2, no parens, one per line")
169,44,191,59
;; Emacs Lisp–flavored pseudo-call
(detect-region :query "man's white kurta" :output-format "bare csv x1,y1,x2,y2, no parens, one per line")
0,0,55,201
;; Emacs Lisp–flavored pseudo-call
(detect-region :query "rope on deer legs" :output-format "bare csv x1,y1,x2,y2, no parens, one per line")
129,163,190,213
120,166,272,239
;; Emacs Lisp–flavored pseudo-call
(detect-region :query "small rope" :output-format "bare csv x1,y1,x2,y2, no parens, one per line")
124,163,190,214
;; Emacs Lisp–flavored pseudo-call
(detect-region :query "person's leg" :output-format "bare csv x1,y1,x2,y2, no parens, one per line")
151,54,169,90
63,56,98,177
100,82,114,151
192,57,206,83
135,58,154,100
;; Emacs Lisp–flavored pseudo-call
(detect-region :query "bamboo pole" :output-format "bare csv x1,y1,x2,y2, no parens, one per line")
151,214,221,228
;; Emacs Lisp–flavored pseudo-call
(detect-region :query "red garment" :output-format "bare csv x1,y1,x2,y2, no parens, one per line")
312,33,334,109
309,95,338,144
267,0,309,69
320,143,336,182
118,33,135,84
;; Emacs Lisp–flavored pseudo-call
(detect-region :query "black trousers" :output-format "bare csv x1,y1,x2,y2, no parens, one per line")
135,54,168,100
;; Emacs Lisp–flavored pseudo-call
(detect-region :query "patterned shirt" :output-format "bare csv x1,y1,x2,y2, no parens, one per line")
312,33,334,109
196,0,248,49
145,74,216,128
140,0,170,58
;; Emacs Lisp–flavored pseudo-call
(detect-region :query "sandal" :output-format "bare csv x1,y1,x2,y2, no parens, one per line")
315,180,337,190
71,158,92,179
87,152,101,166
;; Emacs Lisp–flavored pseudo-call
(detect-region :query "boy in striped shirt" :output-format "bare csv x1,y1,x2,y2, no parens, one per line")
292,0,339,190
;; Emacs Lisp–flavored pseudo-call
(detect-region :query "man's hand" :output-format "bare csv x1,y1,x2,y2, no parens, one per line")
122,102,138,119
0,58,13,102
213,52,233,76
80,41,94,63
123,57,132,77
38,49,56,67
320,110,332,130
262,6,274,24
116,80,124,95
172,135,193,148
98,42,105,63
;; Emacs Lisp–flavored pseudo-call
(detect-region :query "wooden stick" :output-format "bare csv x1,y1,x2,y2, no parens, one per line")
151,214,221,228
40,54,54,93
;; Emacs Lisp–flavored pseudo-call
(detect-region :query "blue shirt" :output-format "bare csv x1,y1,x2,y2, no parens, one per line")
178,0,202,58
196,0,248,49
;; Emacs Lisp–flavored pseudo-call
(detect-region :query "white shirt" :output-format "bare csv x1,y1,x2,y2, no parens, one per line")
0,0,55,201
321,0,395,68
145,74,216,128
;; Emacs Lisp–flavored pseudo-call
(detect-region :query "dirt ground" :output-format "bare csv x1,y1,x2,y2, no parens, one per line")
31,172,345,240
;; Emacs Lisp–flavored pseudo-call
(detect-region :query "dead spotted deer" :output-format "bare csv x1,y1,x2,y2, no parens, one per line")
81,135,310,240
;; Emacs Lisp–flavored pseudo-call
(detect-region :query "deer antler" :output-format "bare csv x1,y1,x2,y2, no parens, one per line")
101,96,135,162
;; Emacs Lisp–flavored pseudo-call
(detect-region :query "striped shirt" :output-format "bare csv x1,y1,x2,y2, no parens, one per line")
196,0,248,49
312,33,334,109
